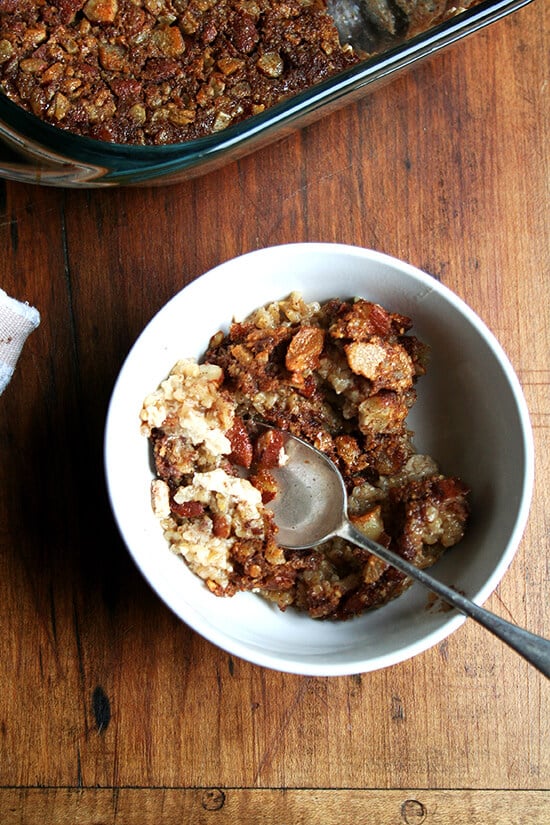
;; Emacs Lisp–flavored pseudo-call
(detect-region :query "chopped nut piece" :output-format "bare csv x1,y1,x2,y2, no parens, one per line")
41,62,65,85
350,504,385,541
168,107,196,126
20,58,48,74
151,26,186,57
83,0,118,24
345,339,386,379
48,92,71,120
345,339,414,391
99,44,127,72
331,300,398,339
128,104,147,124
358,391,410,434
26,26,48,47
285,326,324,373
0,39,14,63
257,52,284,78
212,111,233,131
217,57,245,75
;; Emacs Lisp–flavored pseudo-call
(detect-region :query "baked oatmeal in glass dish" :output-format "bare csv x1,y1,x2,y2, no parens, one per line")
140,292,469,620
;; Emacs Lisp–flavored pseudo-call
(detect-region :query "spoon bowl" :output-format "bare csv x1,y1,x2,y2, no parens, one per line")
265,426,550,679
266,430,348,549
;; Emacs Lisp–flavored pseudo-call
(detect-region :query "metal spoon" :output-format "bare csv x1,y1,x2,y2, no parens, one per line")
262,426,550,679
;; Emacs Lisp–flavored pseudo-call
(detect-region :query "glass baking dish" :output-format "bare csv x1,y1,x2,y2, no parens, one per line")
0,0,531,188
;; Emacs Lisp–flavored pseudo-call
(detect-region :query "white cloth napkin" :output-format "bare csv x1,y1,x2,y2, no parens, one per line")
0,288,40,394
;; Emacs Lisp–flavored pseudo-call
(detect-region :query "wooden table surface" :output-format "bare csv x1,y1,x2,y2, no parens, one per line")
0,2,548,822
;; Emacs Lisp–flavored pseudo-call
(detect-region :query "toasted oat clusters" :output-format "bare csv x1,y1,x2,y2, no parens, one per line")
140,294,469,620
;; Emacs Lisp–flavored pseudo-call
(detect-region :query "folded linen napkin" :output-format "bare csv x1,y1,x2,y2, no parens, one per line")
0,288,40,394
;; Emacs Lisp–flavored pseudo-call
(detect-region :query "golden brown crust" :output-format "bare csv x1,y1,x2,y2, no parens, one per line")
0,0,359,144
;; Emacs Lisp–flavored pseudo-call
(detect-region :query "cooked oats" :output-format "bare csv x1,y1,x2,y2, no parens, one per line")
141,294,469,619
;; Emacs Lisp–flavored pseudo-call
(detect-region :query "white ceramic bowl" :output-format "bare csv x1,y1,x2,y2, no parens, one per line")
104,244,534,676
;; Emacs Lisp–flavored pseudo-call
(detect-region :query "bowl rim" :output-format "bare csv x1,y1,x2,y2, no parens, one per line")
104,243,535,675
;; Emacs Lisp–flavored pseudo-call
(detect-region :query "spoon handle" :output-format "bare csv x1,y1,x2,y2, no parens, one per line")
341,520,550,679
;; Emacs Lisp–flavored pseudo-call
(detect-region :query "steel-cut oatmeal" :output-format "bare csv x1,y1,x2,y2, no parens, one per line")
140,292,469,620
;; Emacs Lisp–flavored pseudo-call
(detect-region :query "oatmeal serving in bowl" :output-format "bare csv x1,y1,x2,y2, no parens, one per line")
139,292,469,620
105,244,533,675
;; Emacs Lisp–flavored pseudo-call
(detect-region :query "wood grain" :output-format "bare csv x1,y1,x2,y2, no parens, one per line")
0,0,548,819
0,789,549,825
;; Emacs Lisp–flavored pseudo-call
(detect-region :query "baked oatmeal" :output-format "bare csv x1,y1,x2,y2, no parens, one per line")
140,293,469,620
0,0,360,144
0,0,482,145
